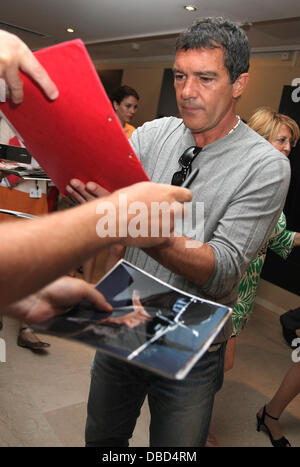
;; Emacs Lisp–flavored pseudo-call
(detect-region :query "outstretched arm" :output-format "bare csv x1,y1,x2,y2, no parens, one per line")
0,181,191,308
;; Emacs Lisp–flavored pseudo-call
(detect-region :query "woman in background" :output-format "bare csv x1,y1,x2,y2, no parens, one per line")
232,108,299,447
207,108,300,447
233,108,300,336
82,85,140,283
111,85,139,139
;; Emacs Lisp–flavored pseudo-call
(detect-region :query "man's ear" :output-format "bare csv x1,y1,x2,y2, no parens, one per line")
112,100,118,111
232,73,249,98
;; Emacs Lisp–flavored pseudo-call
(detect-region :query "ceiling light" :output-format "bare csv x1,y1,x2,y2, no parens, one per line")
66,27,75,33
184,5,197,12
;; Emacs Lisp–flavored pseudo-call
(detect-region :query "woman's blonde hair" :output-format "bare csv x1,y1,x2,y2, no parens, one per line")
248,107,300,146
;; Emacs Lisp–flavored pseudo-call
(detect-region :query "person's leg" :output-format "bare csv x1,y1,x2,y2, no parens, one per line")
257,361,300,442
85,351,149,447
148,344,226,447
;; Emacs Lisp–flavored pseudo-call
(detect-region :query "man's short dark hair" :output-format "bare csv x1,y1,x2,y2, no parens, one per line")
176,17,250,83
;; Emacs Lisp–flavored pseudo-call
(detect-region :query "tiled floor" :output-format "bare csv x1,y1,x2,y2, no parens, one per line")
0,301,299,447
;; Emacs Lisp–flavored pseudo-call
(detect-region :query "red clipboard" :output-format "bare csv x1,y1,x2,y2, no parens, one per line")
0,39,149,194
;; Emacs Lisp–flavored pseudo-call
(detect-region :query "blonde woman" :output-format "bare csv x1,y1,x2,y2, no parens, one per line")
232,108,300,337
229,108,299,447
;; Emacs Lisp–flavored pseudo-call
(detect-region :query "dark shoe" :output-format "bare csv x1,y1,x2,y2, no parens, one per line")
280,316,297,348
256,405,291,447
17,327,50,352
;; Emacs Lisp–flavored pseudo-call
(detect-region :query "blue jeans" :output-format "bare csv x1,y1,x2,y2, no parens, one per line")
85,343,225,447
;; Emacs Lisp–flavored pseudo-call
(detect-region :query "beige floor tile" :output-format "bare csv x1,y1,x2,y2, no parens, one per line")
0,378,62,447
211,305,300,447
44,402,87,447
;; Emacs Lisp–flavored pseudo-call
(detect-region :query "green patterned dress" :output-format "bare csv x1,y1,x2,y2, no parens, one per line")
232,212,295,335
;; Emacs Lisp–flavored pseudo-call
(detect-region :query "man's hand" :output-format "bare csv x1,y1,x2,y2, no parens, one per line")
0,30,59,104
66,179,192,248
4,276,112,324
66,178,109,203
110,181,192,248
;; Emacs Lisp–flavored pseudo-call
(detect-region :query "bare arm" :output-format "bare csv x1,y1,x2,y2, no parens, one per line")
66,179,211,282
0,181,191,308
1,197,114,307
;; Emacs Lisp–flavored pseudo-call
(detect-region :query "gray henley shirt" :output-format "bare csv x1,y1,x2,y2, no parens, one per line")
125,117,290,342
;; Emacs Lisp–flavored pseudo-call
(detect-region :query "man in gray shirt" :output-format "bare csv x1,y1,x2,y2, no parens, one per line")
75,17,290,447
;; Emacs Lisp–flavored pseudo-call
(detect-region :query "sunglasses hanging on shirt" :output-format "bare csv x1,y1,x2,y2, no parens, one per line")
171,146,202,186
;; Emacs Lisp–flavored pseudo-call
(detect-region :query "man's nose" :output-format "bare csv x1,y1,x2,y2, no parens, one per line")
181,77,197,99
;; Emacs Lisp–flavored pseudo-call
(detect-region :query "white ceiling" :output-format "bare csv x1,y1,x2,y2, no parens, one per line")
1,0,300,62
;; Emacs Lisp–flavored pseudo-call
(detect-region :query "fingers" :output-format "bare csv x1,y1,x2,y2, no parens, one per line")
79,282,112,312
172,186,192,203
66,179,92,203
20,51,58,101
121,182,192,206
3,66,24,104
45,276,113,314
66,179,98,203
86,181,110,198
66,179,109,203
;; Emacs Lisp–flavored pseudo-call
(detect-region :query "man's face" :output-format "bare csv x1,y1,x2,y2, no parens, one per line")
173,47,238,134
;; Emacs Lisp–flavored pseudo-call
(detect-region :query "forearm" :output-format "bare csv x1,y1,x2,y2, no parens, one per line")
1,198,117,307
0,181,191,307
5,294,38,322
144,235,215,287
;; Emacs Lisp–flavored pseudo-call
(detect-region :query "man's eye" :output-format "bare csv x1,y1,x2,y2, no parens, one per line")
200,77,213,83
174,74,184,80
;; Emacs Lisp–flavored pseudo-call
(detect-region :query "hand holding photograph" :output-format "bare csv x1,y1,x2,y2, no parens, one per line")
32,260,231,379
